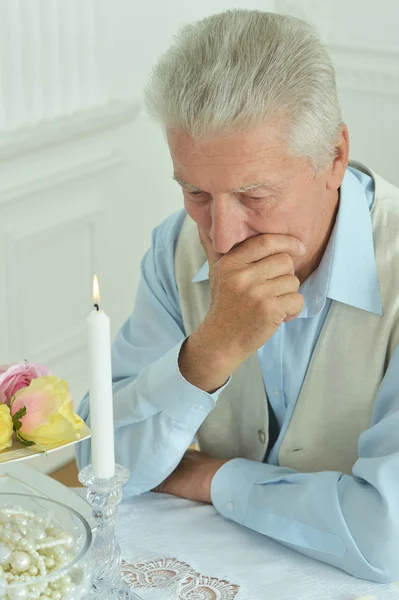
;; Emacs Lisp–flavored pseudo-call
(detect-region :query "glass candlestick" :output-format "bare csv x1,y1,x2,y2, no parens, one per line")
78,463,143,600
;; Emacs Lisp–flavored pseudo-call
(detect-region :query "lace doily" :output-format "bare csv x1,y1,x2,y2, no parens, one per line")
122,558,240,599
179,574,240,599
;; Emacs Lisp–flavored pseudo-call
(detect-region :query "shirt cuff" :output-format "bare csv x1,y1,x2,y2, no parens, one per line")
211,458,295,525
142,339,230,427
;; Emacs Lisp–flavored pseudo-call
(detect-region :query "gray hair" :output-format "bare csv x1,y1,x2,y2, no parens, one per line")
144,10,343,173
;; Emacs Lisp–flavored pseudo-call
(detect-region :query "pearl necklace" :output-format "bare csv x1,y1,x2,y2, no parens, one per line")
0,505,90,599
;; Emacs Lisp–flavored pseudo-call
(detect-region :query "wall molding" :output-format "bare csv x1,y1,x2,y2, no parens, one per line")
332,45,399,97
0,99,141,161
31,323,87,367
0,151,124,206
274,0,399,97
0,149,120,363
4,209,101,364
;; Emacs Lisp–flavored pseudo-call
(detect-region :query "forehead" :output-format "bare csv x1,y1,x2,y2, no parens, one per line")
167,121,296,189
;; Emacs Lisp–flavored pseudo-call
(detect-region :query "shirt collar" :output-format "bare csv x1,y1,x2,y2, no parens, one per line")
326,166,382,316
191,167,382,317
192,260,209,283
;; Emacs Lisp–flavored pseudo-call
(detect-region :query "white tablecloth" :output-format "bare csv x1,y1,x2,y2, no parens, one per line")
72,489,399,600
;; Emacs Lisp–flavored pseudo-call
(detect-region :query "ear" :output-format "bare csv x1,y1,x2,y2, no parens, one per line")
326,124,350,192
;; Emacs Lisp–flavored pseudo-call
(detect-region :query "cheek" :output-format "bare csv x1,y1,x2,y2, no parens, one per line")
246,202,292,236
247,199,312,243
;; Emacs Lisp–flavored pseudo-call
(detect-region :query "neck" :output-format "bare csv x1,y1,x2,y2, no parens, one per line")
296,190,340,284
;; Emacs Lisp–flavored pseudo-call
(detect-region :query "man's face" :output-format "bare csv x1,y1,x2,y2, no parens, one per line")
168,120,341,272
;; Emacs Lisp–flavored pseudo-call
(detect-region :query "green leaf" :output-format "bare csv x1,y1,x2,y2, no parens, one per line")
12,405,27,431
16,430,35,447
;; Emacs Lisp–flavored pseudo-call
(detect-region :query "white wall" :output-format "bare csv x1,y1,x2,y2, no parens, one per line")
0,0,276,473
276,0,399,185
0,0,397,472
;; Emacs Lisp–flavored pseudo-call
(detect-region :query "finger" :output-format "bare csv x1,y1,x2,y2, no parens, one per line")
266,274,300,297
278,292,304,319
246,252,295,280
198,226,220,268
229,233,306,265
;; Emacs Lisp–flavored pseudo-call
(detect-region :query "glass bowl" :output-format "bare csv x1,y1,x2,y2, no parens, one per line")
0,493,92,599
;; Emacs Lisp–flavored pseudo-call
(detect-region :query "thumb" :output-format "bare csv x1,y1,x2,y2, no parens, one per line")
198,226,220,268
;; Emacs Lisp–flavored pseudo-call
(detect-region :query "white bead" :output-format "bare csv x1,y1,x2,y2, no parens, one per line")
62,583,75,595
18,538,35,552
18,519,28,527
49,581,60,590
0,503,89,598
61,534,74,550
28,583,41,594
45,527,60,537
10,551,31,573
44,558,55,569
5,571,14,582
0,542,12,566
7,586,29,599
2,530,12,542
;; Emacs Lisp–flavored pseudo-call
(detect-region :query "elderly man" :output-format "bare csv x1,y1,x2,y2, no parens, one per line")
77,10,399,583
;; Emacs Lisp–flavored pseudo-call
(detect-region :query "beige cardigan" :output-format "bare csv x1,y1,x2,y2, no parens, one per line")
174,161,399,476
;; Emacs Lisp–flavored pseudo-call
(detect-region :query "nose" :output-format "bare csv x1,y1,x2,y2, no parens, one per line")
210,197,249,254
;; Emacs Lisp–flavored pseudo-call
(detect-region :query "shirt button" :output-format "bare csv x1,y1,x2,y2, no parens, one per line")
225,501,234,511
258,430,266,444
192,404,205,411
273,387,281,397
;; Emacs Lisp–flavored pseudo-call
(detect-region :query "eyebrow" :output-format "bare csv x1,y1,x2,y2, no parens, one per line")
172,175,280,194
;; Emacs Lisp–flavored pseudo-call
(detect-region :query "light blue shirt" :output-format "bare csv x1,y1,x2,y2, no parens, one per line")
77,166,399,583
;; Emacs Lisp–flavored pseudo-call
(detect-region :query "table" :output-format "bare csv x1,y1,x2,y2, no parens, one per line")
73,488,399,600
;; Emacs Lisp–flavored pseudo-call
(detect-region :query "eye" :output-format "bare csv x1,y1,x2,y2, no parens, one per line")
244,195,269,202
187,190,209,202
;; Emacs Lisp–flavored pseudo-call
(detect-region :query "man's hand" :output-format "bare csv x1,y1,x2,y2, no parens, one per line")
178,229,306,392
152,449,229,504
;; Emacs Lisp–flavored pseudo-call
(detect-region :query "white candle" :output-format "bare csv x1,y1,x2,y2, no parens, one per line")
87,275,115,478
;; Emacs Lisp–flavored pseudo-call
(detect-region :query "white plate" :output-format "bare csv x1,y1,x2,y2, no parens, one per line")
0,433,91,465
0,462,95,529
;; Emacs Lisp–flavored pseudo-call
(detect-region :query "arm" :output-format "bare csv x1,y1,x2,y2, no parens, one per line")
76,212,226,496
211,345,399,584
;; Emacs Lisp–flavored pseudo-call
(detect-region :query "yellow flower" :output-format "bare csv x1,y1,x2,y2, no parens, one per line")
10,376,90,450
0,404,13,452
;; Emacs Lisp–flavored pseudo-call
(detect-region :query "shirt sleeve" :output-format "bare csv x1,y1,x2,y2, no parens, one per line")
211,344,399,584
76,212,228,496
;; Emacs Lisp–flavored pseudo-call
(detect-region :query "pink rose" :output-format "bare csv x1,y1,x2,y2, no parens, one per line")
10,376,90,450
0,362,51,405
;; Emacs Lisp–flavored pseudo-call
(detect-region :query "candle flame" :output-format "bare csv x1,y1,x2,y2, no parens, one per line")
93,275,100,306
